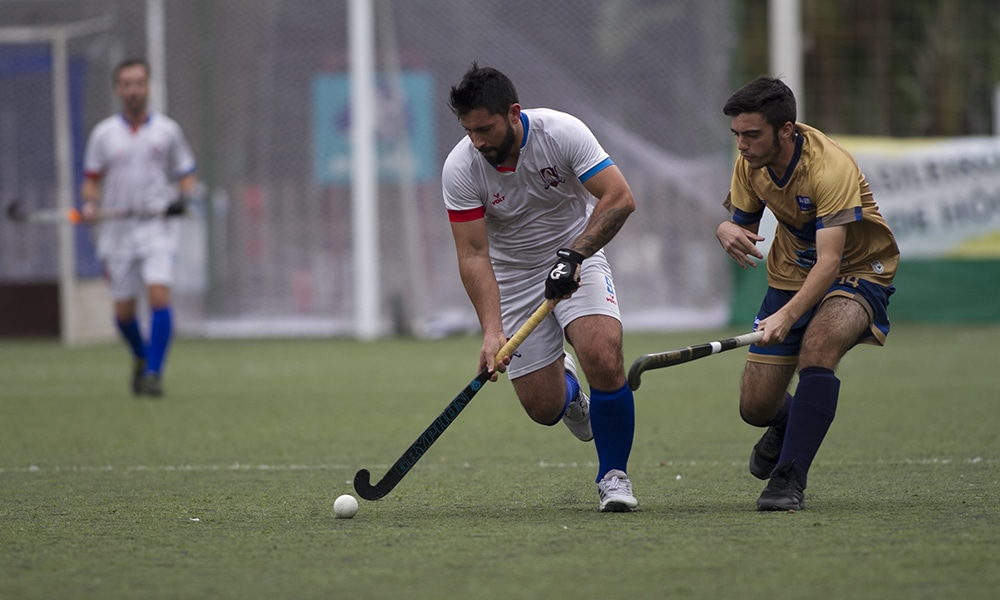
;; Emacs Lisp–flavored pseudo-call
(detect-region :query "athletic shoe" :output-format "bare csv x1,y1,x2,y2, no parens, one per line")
131,359,146,396
749,425,785,480
756,462,805,511
561,353,593,442
597,469,638,513
142,374,164,398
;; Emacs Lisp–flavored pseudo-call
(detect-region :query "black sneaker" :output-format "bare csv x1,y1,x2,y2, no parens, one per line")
756,462,805,511
131,360,146,396
749,425,785,480
142,374,164,398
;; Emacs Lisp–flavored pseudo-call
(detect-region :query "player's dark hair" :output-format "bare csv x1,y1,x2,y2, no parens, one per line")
723,76,797,131
448,62,519,117
114,58,150,83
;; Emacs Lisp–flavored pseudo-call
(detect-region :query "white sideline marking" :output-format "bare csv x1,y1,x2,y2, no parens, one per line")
0,456,992,474
0,463,355,474
540,457,994,468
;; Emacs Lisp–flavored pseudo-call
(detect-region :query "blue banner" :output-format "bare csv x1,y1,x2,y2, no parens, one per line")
312,72,435,184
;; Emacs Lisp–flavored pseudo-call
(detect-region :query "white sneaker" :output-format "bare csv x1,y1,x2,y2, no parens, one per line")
562,353,593,442
597,469,638,513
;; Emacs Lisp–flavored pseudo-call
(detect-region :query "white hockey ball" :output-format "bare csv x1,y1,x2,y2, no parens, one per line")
334,494,359,519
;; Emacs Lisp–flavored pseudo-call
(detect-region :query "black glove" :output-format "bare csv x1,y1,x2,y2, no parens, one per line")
544,248,585,299
164,196,188,217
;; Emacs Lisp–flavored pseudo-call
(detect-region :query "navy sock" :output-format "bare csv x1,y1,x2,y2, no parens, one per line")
777,367,839,488
590,382,635,482
145,307,173,375
116,318,146,361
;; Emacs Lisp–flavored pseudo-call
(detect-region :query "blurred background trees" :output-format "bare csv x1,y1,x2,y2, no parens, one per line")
734,0,1000,136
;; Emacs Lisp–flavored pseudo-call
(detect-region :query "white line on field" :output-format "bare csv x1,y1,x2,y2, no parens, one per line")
0,456,993,474
0,463,355,473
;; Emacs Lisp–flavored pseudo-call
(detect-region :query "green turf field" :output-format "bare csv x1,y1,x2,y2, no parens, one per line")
1,323,997,599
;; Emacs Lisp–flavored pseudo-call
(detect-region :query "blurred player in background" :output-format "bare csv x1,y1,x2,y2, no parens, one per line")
443,63,639,512
716,76,899,510
80,58,196,398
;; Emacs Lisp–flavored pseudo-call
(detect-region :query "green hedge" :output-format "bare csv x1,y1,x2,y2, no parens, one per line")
728,259,1000,325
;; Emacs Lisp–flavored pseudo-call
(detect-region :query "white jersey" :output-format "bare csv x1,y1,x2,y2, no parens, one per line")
443,108,612,283
83,113,196,259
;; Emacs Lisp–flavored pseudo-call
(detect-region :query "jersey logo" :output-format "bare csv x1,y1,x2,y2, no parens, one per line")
795,247,817,268
871,260,884,274
492,192,505,206
538,166,566,189
795,195,815,211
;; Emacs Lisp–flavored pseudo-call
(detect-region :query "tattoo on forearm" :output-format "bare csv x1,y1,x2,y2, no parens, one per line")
576,207,630,256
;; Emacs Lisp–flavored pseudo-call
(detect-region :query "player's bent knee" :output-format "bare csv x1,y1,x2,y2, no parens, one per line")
739,398,782,427
523,401,565,426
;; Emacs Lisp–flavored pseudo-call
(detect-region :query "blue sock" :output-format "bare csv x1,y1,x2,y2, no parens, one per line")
543,370,582,426
777,367,839,488
145,307,173,375
116,318,146,361
590,383,635,482
563,371,580,413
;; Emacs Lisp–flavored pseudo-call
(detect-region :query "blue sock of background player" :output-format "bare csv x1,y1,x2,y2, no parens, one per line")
776,367,839,488
116,317,146,364
590,383,635,480
145,307,173,376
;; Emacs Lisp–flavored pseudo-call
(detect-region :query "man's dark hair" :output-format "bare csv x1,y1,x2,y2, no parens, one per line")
448,62,519,117
114,58,150,83
723,76,797,131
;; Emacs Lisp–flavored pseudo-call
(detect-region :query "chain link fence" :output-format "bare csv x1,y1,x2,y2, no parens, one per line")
1,0,740,338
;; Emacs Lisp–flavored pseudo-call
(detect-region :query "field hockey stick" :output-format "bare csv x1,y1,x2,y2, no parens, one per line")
6,200,184,225
354,300,552,501
627,330,764,391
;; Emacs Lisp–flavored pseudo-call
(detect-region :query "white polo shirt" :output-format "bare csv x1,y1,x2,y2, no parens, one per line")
443,108,612,283
83,113,196,259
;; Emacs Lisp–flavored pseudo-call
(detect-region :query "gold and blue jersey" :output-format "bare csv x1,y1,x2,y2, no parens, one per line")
724,123,899,290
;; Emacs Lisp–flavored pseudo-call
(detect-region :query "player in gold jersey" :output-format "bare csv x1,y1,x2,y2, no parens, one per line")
716,76,900,511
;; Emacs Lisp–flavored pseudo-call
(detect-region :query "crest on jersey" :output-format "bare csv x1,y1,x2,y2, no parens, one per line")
538,166,566,189
796,195,815,211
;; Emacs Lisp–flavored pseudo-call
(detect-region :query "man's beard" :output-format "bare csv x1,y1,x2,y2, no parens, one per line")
124,95,147,116
481,123,516,167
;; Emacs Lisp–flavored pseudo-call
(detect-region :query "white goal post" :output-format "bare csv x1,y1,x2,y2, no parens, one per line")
0,17,114,345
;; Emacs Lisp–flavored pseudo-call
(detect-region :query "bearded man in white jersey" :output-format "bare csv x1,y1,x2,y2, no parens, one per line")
442,63,639,512
80,58,197,398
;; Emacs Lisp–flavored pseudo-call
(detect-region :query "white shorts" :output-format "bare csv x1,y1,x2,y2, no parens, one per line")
501,250,622,379
104,249,176,301
98,219,179,300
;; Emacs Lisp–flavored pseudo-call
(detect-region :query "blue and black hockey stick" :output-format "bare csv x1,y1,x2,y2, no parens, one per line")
354,301,551,501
